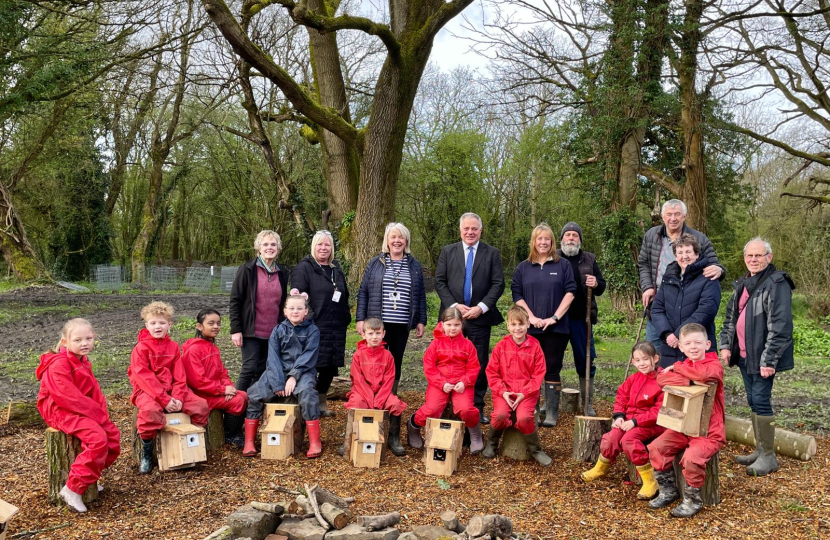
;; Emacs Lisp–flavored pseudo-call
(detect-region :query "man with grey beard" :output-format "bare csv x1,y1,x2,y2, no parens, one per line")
556,222,606,416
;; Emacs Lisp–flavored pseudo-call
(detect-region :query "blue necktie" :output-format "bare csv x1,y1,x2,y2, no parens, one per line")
464,246,474,306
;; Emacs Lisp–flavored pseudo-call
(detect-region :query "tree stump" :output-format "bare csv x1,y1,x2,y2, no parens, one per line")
466,515,513,538
130,410,157,467
46,428,99,506
560,389,580,414
625,457,642,485
571,416,611,462
673,450,719,506
5,401,45,427
205,409,224,451
499,428,529,461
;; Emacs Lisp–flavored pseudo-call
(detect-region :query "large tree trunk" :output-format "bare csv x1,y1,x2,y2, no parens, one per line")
0,182,51,281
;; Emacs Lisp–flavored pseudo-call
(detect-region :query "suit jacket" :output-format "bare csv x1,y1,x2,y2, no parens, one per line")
434,241,505,327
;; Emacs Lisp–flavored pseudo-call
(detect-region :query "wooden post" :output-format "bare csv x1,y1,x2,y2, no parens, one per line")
499,428,529,461
205,409,224,451
571,416,611,462
583,287,593,415
673,450,719,506
46,428,99,506
560,389,580,413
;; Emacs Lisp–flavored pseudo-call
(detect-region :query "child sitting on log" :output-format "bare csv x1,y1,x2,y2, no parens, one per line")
647,323,725,518
483,305,551,466
129,301,209,474
582,341,665,498
181,308,249,448
408,307,484,454
243,293,323,458
338,317,407,457
36,319,120,512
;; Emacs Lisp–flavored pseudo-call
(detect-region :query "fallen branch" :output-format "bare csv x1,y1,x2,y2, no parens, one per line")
11,523,70,538
320,501,352,529
305,483,331,530
357,512,400,531
313,486,354,508
466,515,513,539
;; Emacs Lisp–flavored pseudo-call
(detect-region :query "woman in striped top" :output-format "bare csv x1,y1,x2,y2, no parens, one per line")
356,222,428,393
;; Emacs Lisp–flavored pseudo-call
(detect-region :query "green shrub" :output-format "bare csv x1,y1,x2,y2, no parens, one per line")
793,320,830,357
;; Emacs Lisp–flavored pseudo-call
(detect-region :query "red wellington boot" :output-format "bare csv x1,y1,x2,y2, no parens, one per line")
306,419,322,458
242,418,260,457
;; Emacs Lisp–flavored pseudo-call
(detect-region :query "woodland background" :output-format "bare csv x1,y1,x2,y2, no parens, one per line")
1,0,830,318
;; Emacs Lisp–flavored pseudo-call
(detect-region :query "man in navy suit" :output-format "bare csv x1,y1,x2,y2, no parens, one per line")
434,213,505,424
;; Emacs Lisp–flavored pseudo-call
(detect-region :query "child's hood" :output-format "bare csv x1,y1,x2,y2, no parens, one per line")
357,339,388,355
432,322,454,340
137,327,172,344
36,348,79,380
499,333,534,350
182,337,213,354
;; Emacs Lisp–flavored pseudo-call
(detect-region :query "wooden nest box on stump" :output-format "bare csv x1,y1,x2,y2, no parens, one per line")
423,418,464,476
345,409,388,468
657,384,717,437
158,413,207,471
261,403,302,460
0,498,19,540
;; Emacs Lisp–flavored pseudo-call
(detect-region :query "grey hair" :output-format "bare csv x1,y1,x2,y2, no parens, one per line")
254,230,282,253
661,199,687,215
459,212,483,229
310,230,334,263
743,237,772,255
381,222,411,254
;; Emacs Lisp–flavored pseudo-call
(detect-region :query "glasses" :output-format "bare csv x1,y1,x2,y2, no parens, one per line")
744,254,769,259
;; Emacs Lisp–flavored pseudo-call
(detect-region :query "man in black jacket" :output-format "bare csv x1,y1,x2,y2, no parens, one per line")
435,212,505,424
638,199,725,349
719,238,794,477
558,222,606,416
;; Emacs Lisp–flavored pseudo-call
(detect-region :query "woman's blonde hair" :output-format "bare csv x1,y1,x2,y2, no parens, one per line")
54,318,94,352
254,230,282,254
527,223,559,263
381,222,411,254
310,230,335,264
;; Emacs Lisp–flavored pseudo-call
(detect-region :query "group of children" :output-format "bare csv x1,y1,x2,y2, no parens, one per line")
35,296,724,519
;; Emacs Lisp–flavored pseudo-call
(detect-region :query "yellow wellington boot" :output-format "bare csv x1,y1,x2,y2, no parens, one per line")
636,463,659,500
582,455,611,482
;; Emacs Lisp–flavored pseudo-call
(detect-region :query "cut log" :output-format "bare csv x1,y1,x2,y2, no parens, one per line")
357,512,401,531
250,502,285,514
725,415,817,461
465,515,513,539
46,428,99,506
571,416,612,462
305,484,331,530
5,401,45,427
499,428,529,461
560,389,580,414
130,410,158,467
313,487,354,509
205,409,224,451
673,450,719,506
320,502,352,530
441,510,464,533
289,495,313,515
327,377,351,401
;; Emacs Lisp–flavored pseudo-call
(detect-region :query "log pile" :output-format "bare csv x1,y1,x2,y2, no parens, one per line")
204,485,523,540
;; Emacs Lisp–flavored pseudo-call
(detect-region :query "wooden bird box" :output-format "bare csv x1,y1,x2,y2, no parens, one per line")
0,498,19,540
346,409,388,468
657,384,717,437
158,413,207,471
261,403,301,460
423,418,464,476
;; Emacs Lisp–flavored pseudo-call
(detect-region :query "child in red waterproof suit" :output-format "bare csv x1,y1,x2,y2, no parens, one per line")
341,317,407,456
648,323,725,518
582,341,665,499
129,301,209,474
36,319,120,513
408,307,484,454
483,305,550,465
181,309,249,448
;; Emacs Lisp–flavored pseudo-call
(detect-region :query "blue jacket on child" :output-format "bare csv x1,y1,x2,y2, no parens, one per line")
246,318,321,421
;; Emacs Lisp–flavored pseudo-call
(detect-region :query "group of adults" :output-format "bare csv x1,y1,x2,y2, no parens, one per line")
227,201,795,478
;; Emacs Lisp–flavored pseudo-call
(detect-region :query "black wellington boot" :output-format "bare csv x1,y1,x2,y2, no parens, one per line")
482,427,504,459
746,416,779,476
139,438,155,474
388,415,406,456
670,485,703,518
648,468,680,509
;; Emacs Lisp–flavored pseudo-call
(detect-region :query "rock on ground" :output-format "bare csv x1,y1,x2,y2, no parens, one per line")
325,524,401,540
412,525,456,540
276,517,329,540
227,504,281,540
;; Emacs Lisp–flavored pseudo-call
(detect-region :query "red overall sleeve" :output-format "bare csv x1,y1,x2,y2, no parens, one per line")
181,346,225,396
349,351,375,405
657,368,691,388
633,387,663,428
422,342,448,389
486,344,508,397
461,342,480,388
674,359,723,386
170,347,191,401
42,361,108,425
374,353,396,410
519,344,546,398
614,375,634,417
130,346,171,407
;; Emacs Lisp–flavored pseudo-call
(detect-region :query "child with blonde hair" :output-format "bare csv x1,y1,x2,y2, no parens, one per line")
36,319,120,512
129,301,209,474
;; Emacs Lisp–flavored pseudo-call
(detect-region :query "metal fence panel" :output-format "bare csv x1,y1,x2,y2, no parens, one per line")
150,266,179,290
184,267,212,292
219,266,239,293
95,265,122,290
